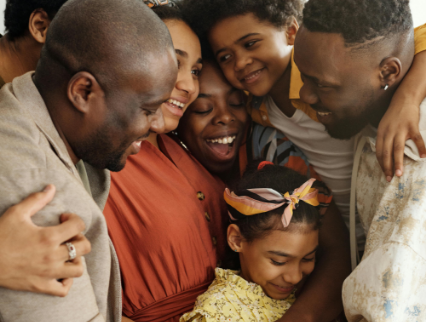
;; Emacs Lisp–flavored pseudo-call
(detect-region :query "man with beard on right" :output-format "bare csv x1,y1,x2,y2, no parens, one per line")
294,0,426,320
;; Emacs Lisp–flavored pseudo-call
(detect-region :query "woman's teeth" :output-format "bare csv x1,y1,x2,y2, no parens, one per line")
206,136,236,144
167,99,185,108
317,111,331,116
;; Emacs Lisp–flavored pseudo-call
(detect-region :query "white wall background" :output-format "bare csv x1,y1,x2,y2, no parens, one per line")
0,0,424,34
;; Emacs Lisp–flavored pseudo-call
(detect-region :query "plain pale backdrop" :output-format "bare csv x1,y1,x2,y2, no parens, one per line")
0,0,424,34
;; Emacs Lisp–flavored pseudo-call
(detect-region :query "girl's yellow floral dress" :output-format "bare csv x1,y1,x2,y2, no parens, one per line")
180,268,295,322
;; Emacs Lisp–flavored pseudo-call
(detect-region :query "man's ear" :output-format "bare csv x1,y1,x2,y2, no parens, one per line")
285,17,299,46
67,72,104,114
379,57,402,89
227,224,244,252
28,9,51,44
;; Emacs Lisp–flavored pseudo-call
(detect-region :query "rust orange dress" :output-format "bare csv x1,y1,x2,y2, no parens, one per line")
104,134,228,322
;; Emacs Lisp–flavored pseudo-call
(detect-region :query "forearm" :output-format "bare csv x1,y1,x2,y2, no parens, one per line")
0,173,102,321
276,203,351,322
392,51,426,107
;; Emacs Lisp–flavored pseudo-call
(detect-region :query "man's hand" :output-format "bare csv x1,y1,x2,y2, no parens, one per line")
0,184,91,296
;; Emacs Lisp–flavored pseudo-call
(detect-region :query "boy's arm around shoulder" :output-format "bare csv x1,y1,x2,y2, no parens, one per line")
376,24,426,180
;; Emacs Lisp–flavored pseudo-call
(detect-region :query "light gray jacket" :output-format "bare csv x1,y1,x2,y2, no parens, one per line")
0,73,121,322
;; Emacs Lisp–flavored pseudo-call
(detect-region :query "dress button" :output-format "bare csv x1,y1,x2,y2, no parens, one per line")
197,192,205,200
212,236,217,246
204,212,211,222
262,115,267,121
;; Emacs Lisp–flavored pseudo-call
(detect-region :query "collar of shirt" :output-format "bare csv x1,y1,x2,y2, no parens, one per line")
289,49,319,122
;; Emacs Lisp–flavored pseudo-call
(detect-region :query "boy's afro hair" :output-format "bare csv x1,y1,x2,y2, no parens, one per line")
5,0,68,40
182,0,305,39
303,0,412,47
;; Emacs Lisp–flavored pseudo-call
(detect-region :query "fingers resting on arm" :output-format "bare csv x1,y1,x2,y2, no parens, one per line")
0,184,91,297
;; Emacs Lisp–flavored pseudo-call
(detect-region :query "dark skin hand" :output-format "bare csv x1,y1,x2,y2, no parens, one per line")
376,51,426,181
0,185,91,297
276,202,351,322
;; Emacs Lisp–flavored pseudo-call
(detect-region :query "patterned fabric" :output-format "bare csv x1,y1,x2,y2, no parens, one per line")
342,99,426,321
180,268,295,322
250,123,313,179
247,123,333,215
224,180,319,227
143,0,176,8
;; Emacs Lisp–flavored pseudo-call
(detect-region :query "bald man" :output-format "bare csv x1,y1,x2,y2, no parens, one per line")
0,0,177,321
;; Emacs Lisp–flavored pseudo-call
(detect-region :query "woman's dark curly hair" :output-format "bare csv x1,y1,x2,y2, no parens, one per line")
151,1,184,22
223,161,322,269
182,0,305,39
5,0,68,41
302,0,412,47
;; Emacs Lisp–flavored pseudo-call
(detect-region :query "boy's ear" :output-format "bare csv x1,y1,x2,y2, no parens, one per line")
227,224,244,252
67,71,105,115
285,17,299,46
379,57,402,89
28,9,51,44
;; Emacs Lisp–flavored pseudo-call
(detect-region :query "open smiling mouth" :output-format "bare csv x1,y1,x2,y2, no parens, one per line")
242,68,264,84
206,135,237,157
167,99,185,108
165,98,186,117
317,111,332,116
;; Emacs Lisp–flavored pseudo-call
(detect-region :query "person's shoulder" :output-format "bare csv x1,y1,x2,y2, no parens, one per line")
181,269,243,322
192,269,240,309
0,82,46,172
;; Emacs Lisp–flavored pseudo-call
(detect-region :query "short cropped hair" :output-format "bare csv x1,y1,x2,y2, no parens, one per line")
5,0,68,40
303,0,413,47
182,0,305,39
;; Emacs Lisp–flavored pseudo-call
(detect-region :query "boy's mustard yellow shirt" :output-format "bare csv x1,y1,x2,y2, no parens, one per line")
180,268,295,322
250,24,426,125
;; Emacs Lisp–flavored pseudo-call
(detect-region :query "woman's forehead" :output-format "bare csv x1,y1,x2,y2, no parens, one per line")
199,61,233,94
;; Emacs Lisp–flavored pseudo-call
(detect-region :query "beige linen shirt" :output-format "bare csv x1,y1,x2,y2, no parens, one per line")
0,73,121,322
343,98,426,321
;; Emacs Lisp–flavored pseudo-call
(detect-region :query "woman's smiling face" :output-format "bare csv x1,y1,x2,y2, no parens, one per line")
161,19,202,133
177,60,249,174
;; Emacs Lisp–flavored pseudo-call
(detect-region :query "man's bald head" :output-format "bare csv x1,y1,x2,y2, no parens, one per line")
33,0,178,172
37,0,174,90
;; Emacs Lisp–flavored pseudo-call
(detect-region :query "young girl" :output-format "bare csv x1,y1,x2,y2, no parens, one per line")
181,161,331,322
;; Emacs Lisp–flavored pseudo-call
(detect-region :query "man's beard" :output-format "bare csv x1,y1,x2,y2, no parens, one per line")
73,126,129,172
324,112,371,140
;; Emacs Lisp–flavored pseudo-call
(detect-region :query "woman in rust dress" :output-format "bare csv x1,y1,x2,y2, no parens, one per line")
103,3,228,321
